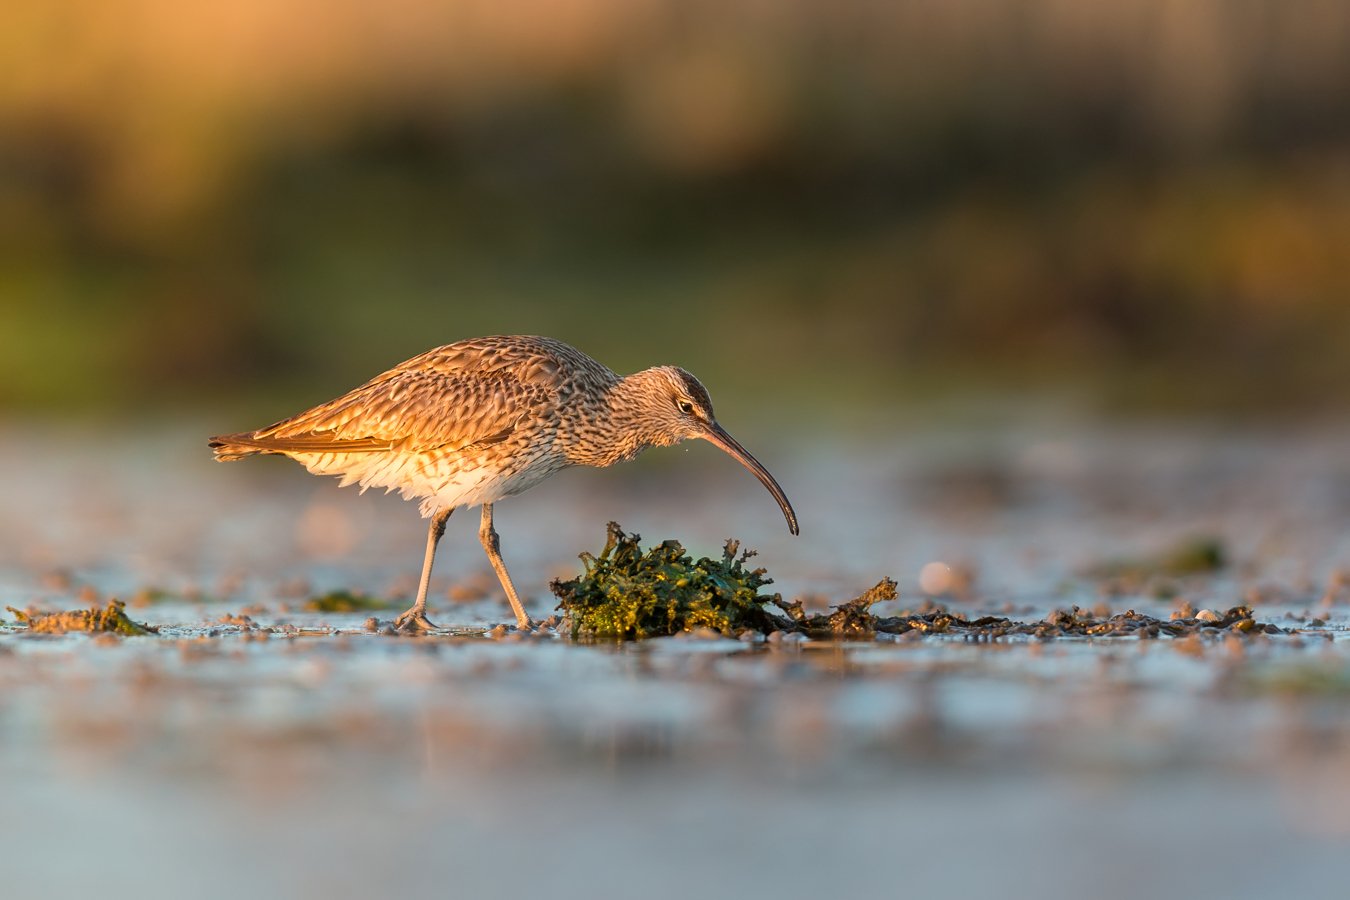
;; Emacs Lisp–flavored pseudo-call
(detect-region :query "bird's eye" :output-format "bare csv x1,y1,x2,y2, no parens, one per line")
677,398,695,416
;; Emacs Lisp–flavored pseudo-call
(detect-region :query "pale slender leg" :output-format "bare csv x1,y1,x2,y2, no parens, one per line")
394,507,454,632
479,503,532,628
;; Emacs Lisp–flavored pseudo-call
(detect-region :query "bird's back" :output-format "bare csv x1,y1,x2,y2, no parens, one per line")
209,336,619,515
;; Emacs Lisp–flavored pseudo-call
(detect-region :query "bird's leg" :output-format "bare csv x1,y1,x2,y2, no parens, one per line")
479,503,532,629
395,506,454,632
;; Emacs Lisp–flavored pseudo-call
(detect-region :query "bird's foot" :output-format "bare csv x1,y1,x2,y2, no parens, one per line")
394,608,439,633
514,615,535,631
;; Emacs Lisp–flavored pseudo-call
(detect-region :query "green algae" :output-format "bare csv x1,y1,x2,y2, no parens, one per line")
303,590,394,613
130,587,177,606
5,599,157,635
1086,535,1227,596
552,523,786,639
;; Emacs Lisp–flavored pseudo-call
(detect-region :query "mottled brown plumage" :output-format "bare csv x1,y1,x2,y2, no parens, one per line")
209,335,798,631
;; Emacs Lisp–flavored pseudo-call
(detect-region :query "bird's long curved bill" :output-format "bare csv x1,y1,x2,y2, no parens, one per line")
702,423,799,536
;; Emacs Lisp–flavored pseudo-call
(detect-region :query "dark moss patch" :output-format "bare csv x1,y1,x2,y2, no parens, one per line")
1087,536,1227,595
303,590,394,613
6,599,157,635
552,523,786,639
130,587,177,607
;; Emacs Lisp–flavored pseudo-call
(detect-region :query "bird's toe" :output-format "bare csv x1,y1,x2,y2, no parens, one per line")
394,610,439,633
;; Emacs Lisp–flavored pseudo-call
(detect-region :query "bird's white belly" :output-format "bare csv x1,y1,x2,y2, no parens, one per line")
293,449,563,517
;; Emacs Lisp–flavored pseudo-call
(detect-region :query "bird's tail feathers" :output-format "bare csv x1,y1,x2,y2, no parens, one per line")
208,432,272,461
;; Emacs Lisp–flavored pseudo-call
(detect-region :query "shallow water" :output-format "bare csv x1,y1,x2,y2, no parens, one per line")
3,419,1350,899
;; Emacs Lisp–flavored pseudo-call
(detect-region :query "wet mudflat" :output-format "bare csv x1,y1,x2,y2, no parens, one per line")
4,419,1350,900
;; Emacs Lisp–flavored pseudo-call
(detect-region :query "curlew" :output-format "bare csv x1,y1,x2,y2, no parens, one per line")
209,335,798,631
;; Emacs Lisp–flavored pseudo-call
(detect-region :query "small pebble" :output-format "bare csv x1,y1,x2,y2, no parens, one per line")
363,617,379,632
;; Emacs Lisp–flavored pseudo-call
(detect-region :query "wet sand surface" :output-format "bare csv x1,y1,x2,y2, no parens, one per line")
4,419,1350,899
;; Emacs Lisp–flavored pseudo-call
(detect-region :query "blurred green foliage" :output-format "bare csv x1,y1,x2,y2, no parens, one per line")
3,1,1350,415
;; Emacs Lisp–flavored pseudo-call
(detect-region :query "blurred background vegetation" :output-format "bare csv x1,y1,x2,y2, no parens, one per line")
4,0,1350,419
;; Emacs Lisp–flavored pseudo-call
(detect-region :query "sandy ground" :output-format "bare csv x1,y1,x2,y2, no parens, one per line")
3,418,1350,899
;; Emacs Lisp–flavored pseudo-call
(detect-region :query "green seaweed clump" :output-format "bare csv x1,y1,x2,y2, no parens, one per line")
552,522,784,639
303,590,394,612
6,599,157,635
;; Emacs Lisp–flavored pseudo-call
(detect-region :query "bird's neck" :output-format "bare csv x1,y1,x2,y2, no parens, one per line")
564,370,667,468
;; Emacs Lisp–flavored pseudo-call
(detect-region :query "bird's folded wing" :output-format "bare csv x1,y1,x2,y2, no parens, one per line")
247,367,547,454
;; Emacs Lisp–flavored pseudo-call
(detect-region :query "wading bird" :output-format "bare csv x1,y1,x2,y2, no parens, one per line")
209,335,798,631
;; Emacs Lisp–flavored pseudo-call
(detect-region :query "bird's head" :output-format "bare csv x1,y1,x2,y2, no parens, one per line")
623,366,799,536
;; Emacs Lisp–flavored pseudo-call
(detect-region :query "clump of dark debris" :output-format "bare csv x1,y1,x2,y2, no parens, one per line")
771,578,899,638
876,604,1276,639
554,525,1281,641
5,599,157,635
